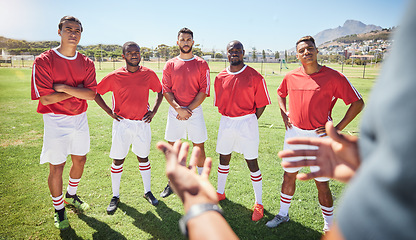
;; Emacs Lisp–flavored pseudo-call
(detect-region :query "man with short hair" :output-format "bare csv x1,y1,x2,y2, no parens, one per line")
31,16,97,230
214,40,271,221
160,27,210,198
94,41,163,213
266,36,364,231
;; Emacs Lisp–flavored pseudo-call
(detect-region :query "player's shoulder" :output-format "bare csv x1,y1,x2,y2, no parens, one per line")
139,65,156,73
194,55,207,63
77,51,94,64
286,67,303,76
35,49,54,63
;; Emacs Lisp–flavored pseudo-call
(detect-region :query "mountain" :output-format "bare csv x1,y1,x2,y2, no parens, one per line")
313,20,382,46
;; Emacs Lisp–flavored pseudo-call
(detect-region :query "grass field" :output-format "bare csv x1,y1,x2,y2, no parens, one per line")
0,62,378,240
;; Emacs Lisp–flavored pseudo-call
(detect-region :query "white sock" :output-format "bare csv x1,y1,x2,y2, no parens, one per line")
52,194,64,211
278,192,293,216
139,161,151,193
217,164,229,194
197,167,204,175
111,163,123,197
321,205,334,229
250,170,263,205
67,177,80,196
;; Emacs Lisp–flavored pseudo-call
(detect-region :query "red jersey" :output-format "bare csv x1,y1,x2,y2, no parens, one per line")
277,66,362,130
162,56,210,106
31,49,97,115
97,66,162,120
214,65,271,117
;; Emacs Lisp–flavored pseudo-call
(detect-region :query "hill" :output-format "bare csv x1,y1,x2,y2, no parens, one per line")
313,20,382,46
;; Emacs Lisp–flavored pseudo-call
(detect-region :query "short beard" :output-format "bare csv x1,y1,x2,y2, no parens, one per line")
230,60,242,66
126,60,140,67
179,45,192,54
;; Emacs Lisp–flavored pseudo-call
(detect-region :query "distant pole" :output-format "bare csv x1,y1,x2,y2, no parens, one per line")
21,54,24,68
363,62,366,78
280,60,282,74
261,60,264,75
158,57,160,71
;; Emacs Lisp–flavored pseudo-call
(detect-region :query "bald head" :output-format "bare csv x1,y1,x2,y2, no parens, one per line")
227,40,244,52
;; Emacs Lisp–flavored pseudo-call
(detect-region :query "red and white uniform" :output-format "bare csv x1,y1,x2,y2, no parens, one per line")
215,65,271,159
97,66,162,120
31,49,97,116
277,66,362,130
215,65,271,117
162,56,210,106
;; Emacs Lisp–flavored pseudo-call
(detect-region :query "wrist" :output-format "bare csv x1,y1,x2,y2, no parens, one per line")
179,203,223,237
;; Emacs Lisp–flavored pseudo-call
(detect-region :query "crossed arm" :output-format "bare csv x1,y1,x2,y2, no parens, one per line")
39,84,96,105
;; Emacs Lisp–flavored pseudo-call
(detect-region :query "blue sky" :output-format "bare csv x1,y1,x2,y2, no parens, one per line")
0,0,409,52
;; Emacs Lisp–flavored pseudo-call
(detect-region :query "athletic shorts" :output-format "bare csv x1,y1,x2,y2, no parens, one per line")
216,114,259,160
282,125,329,182
110,119,151,159
165,105,207,144
40,112,90,165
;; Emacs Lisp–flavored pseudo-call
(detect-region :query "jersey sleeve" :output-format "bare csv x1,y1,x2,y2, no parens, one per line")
96,73,113,95
149,70,162,93
334,73,362,105
162,61,173,94
277,76,288,98
199,61,210,97
83,59,97,92
255,76,271,108
31,56,55,100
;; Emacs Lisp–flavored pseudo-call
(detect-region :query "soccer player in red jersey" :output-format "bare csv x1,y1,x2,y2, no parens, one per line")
94,42,163,213
265,36,364,231
31,16,97,230
214,40,271,221
160,28,210,198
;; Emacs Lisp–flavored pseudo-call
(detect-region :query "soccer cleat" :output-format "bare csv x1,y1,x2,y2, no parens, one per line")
160,184,173,198
265,214,290,228
217,192,226,201
251,203,264,221
106,196,120,214
54,209,70,230
144,191,159,206
64,193,89,211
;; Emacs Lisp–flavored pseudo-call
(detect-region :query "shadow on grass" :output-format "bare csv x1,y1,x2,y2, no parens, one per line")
219,199,322,240
77,213,127,240
118,201,184,240
59,226,83,240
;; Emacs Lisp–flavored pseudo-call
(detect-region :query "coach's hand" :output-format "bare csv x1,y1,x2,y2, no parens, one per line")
157,140,218,212
176,107,192,121
280,122,360,183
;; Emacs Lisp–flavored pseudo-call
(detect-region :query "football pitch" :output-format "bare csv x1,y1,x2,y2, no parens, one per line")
0,62,377,239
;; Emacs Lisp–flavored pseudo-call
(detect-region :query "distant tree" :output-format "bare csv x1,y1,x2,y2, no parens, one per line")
275,51,280,59
252,47,257,62
215,52,223,59
285,50,288,62
262,49,266,62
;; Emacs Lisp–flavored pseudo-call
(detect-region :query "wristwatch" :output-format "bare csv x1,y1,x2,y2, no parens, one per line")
179,203,224,237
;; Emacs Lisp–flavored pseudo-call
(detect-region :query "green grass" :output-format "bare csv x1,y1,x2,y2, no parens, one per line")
0,63,377,239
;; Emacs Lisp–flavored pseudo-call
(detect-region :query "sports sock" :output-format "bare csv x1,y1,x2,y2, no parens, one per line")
67,177,80,196
52,194,64,211
197,167,204,175
278,192,293,216
321,205,334,229
217,164,229,194
250,170,263,205
139,161,151,193
111,163,123,197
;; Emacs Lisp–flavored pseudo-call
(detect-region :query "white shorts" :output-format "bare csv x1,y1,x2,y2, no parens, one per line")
110,119,151,159
40,112,90,165
216,114,259,160
282,125,329,182
165,105,207,144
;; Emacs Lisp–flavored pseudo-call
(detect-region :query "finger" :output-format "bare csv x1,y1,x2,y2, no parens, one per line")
188,146,201,170
296,172,318,181
156,141,177,175
280,159,318,168
285,137,322,146
201,157,212,180
177,142,190,166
